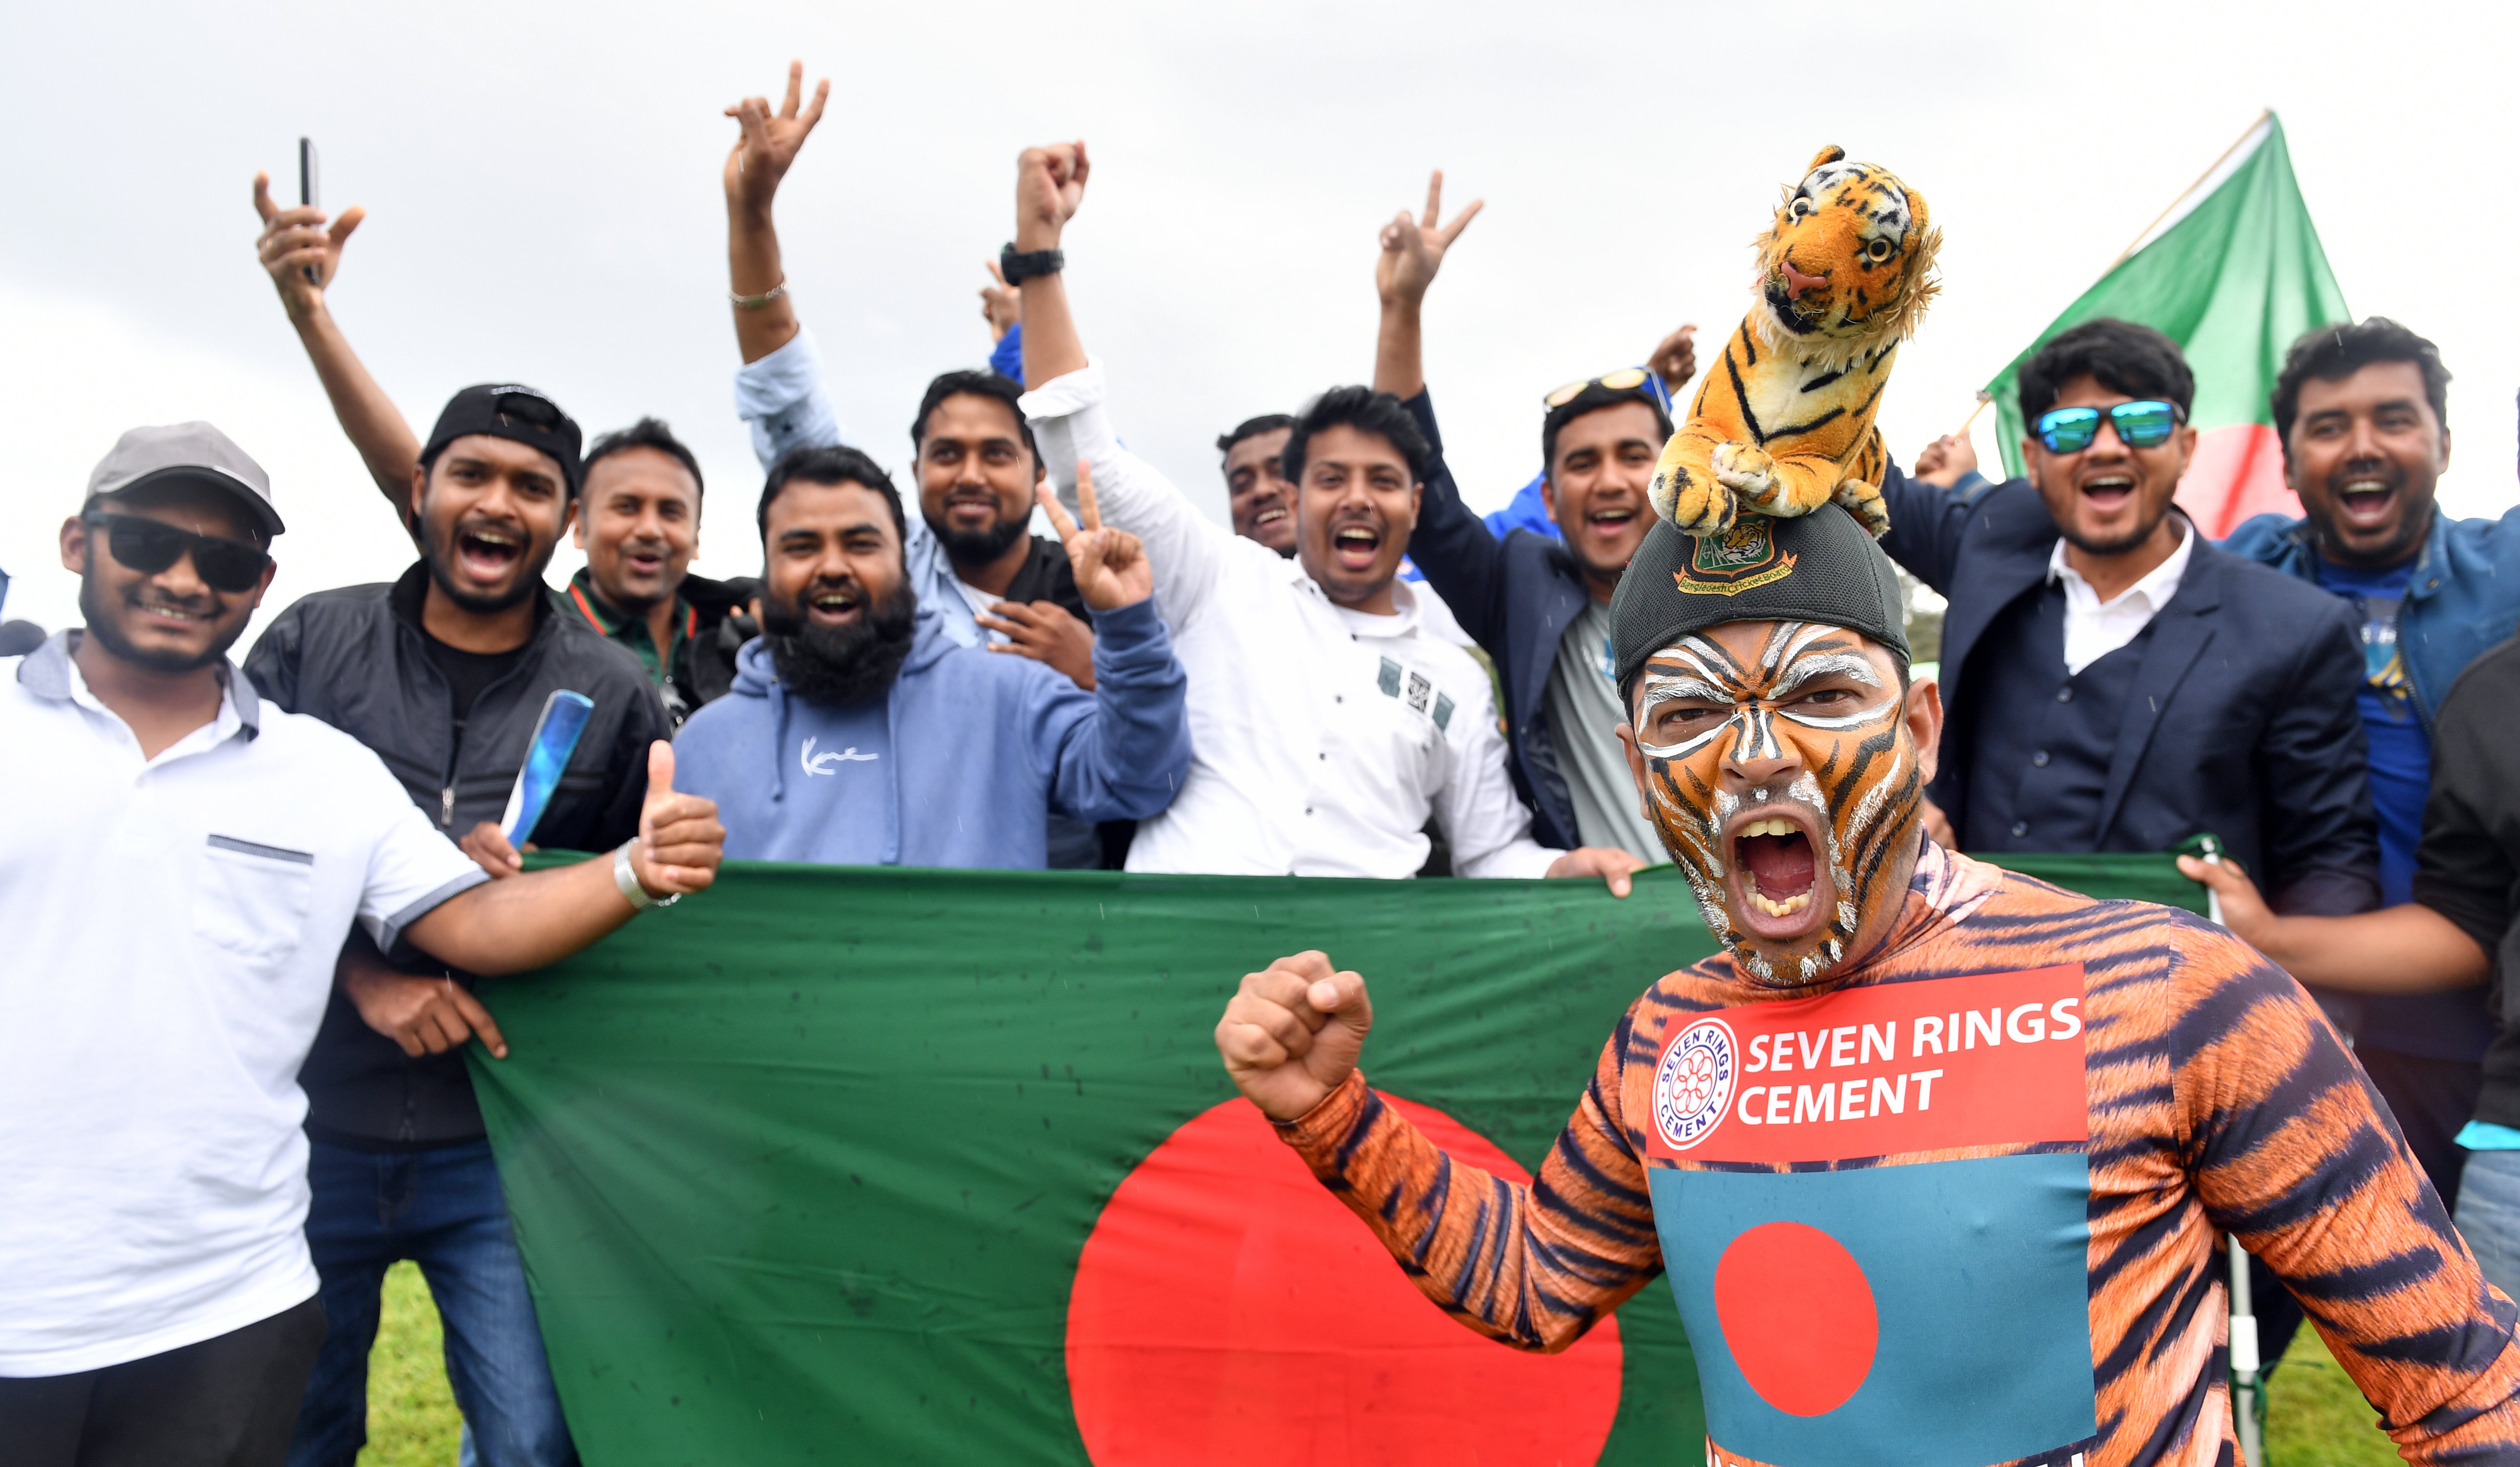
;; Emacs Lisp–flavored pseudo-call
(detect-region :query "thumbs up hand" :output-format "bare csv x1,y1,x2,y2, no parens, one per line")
1215,951,1376,1122
630,741,726,899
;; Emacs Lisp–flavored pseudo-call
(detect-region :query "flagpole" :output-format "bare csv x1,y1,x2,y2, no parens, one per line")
2107,108,2272,271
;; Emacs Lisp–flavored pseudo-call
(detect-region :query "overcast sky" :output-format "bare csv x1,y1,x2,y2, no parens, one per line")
4,0,2512,641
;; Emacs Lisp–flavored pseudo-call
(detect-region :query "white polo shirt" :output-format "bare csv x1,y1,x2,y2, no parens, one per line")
0,634,487,1376
1023,362,1559,879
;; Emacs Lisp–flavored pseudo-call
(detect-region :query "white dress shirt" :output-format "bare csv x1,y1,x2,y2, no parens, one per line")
2047,519,2194,676
1020,361,1559,879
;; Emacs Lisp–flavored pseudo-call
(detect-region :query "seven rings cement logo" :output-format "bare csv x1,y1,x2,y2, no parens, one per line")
1653,1017,1738,1151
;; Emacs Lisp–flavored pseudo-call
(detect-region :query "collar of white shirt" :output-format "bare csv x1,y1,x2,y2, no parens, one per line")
1324,576,1426,640
22,631,259,751
2044,515,2196,677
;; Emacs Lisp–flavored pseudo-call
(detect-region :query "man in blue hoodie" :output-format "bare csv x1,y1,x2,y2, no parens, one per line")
671,444,1191,867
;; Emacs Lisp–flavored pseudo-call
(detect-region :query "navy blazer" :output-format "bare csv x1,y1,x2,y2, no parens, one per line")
1399,390,1589,849
1880,469,2379,915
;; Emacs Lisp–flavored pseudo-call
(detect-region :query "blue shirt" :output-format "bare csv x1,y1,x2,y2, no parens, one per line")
2314,559,2431,907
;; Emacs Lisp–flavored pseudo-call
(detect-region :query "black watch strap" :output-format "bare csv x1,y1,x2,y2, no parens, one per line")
999,244,1066,284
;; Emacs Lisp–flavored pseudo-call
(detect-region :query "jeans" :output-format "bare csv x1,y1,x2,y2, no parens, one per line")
287,1139,578,1467
2456,1148,2520,1303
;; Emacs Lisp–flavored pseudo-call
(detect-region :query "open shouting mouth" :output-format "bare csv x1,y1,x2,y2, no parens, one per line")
805,580,864,627
1724,803,1831,942
1329,518,1384,574
452,519,527,585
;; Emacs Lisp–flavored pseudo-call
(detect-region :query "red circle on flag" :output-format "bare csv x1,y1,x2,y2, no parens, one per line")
1710,1221,1877,1416
1065,1095,1624,1466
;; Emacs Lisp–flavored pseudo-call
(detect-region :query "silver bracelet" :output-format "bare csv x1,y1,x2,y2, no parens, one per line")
614,839,680,912
730,280,788,310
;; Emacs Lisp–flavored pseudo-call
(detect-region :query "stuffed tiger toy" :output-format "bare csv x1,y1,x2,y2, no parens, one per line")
1649,145,1940,540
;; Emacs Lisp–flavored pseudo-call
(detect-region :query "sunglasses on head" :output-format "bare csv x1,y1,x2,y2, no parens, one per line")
2034,400,2184,455
1543,366,1673,416
83,512,271,593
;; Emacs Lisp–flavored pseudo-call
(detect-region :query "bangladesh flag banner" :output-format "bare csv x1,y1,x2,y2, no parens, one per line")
470,856,2206,1464
1986,113,2350,539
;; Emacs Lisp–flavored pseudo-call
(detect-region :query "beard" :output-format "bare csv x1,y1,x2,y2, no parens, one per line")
422,513,561,615
761,578,919,708
77,571,249,674
928,510,1030,569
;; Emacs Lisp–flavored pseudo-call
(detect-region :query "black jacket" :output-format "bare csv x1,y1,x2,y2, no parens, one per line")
1881,471,2379,916
1398,390,1589,849
2410,635,2520,1124
244,562,668,1146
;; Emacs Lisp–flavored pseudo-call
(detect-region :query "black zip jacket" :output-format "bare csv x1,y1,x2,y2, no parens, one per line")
244,562,667,1148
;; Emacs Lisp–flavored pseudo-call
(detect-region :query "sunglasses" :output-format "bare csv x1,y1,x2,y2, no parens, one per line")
1543,366,1673,416
83,513,271,593
2034,400,2184,455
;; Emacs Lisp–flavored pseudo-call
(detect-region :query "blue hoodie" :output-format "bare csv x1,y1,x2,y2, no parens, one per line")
672,597,1191,867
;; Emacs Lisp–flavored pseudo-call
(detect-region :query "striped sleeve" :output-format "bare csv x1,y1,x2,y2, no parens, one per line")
2169,925,2520,1460
1273,1004,1664,1352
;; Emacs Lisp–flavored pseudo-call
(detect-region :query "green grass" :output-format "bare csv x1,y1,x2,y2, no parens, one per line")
361,1263,2399,1464
361,1261,462,1466
2269,1326,2401,1467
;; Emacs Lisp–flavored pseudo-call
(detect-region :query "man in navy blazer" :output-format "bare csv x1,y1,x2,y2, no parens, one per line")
1368,174,1693,862
1883,318,2378,918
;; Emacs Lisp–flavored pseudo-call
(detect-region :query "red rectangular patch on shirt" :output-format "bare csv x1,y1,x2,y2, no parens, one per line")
1642,966,2088,1164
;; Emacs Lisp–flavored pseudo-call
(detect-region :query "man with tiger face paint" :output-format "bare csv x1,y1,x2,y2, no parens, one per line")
1219,502,2520,1464
1619,609,1938,988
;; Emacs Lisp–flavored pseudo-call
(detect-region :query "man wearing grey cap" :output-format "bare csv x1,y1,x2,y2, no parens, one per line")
1213,501,2520,1465
0,424,724,1467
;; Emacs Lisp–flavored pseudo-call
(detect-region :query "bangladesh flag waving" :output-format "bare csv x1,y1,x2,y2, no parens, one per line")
1986,113,2350,538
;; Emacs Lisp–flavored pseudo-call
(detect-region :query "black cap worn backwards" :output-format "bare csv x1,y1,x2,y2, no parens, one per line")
1610,504,1908,698
420,384,584,497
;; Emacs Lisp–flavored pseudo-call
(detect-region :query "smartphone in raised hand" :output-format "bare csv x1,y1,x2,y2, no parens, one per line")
297,139,321,283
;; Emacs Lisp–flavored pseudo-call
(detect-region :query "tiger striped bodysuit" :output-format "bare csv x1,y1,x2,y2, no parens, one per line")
1276,841,2520,1465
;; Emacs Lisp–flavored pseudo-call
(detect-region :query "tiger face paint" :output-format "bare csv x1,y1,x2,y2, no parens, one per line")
1623,618,1931,988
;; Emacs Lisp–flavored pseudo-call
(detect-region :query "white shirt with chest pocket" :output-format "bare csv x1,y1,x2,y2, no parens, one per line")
0,636,488,1375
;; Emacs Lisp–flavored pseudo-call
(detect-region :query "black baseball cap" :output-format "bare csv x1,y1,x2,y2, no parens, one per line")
1610,505,1908,698
420,384,584,497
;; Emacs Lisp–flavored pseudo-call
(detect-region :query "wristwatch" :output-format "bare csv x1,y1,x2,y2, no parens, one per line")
999,243,1066,284
614,839,681,912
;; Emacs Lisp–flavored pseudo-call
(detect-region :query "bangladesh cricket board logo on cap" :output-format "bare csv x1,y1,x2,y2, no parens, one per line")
1675,517,1797,596
1653,1016,1737,1150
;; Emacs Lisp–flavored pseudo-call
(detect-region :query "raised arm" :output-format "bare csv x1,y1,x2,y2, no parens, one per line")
1215,952,1664,1352
1369,170,1481,401
251,173,421,523
1365,172,1516,649
723,60,826,366
1015,142,1229,627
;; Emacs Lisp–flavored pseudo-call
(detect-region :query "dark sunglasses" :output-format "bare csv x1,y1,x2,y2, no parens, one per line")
2034,400,2183,454
83,513,271,593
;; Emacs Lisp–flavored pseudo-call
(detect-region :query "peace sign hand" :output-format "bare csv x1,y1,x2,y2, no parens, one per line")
1038,462,1150,613
724,59,830,216
1376,168,1483,310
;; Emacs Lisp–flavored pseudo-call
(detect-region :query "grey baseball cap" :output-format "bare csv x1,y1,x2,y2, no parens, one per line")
85,422,284,539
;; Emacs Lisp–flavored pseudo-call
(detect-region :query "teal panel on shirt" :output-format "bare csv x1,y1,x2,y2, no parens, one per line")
1651,1154,2096,1467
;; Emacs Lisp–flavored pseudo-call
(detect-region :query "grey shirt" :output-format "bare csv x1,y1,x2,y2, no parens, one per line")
1543,596,1665,863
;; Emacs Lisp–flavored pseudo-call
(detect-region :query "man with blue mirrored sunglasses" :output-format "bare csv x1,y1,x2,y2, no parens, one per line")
1874,317,2380,1370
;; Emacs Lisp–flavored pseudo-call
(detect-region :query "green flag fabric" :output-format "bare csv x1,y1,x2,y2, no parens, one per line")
1985,114,2349,538
471,853,2206,1464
